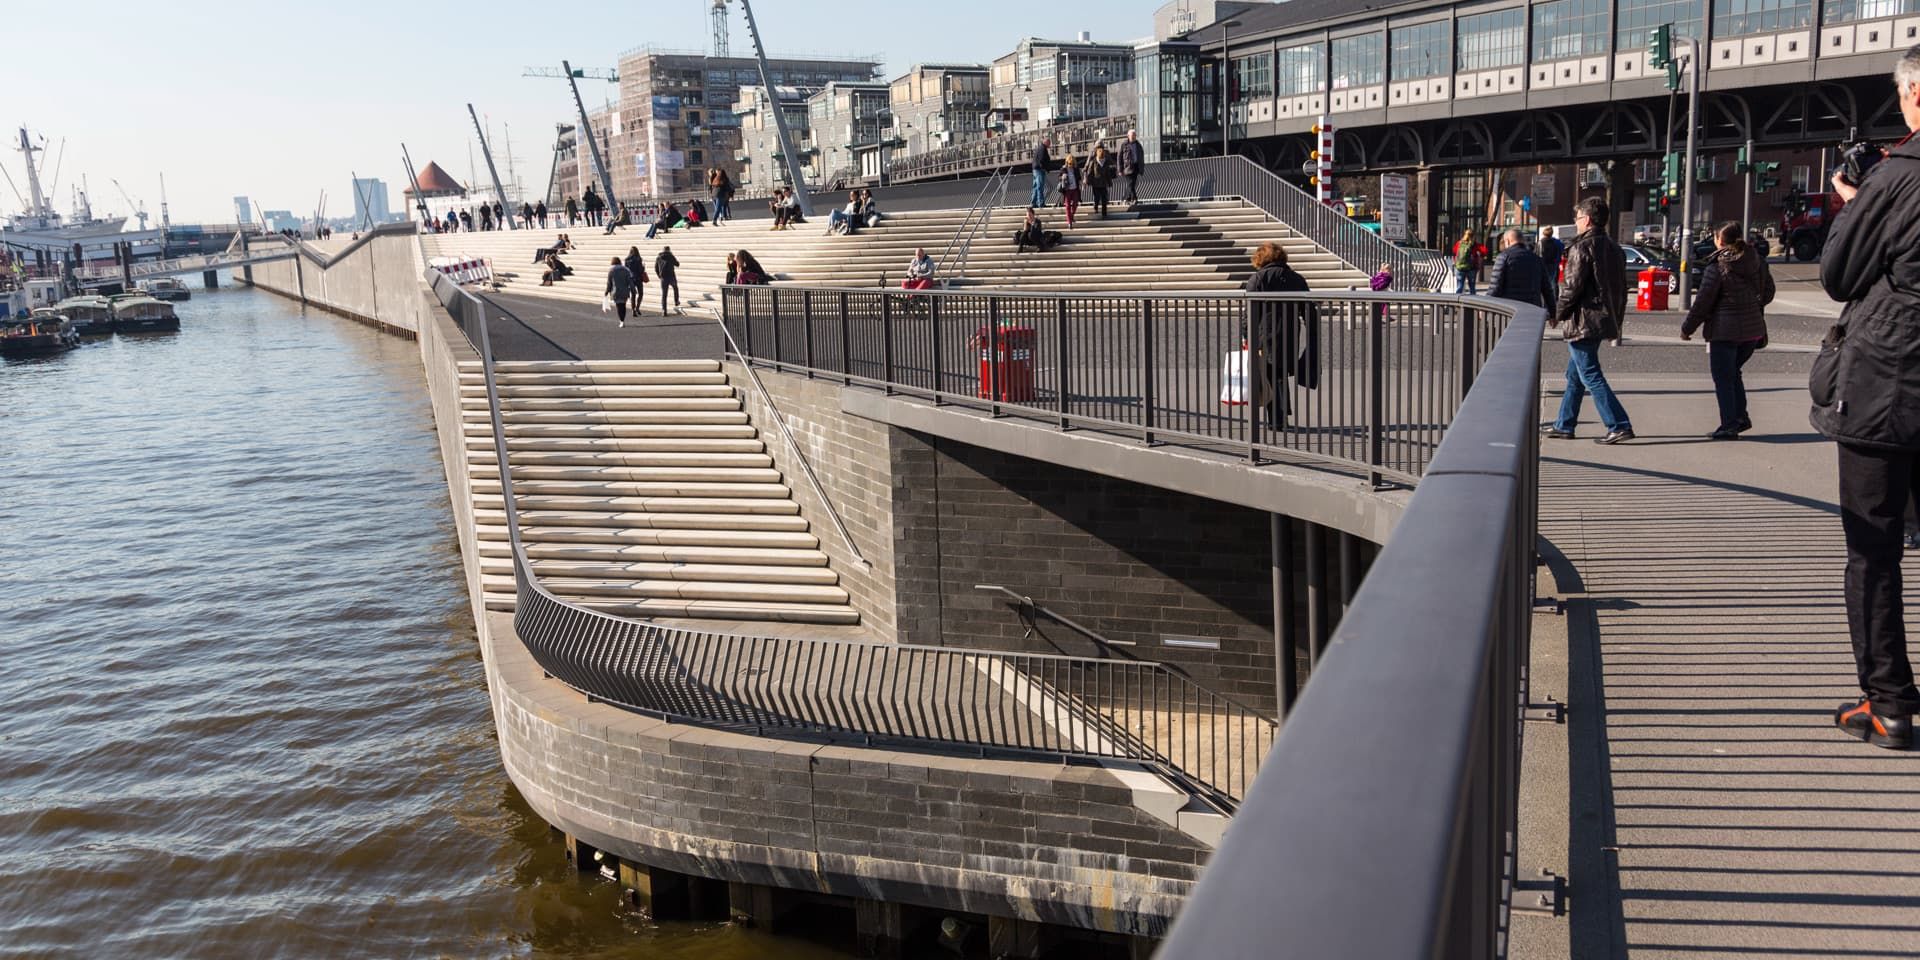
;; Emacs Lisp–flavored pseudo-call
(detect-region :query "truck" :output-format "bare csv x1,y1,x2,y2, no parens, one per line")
1781,189,1848,262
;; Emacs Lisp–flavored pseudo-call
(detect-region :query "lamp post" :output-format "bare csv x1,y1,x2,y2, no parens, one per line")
1220,19,1243,158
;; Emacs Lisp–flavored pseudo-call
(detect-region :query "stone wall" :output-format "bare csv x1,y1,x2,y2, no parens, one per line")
243,225,428,337
485,609,1208,937
723,360,898,639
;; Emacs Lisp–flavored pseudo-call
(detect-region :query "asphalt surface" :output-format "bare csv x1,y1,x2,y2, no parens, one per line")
482,291,722,362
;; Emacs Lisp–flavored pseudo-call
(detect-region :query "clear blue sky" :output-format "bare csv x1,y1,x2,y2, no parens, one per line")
1,0,1165,224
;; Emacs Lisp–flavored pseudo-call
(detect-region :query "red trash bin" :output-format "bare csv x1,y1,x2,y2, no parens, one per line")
1636,267,1671,311
976,325,1036,402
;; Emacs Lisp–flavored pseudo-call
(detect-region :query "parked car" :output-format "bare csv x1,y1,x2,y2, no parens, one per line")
1622,243,1680,294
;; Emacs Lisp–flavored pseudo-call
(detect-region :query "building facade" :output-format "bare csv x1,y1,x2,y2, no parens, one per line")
735,85,820,193
991,35,1139,130
351,178,391,224
553,108,615,211
807,82,892,186
888,63,993,157
1171,0,1917,245
607,48,880,202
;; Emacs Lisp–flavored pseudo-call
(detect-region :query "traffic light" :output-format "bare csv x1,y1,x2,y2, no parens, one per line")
1735,145,1752,175
1649,25,1673,69
1754,160,1781,193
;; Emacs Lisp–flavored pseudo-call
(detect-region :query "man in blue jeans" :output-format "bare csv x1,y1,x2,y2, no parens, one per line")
1031,136,1052,209
1544,197,1634,444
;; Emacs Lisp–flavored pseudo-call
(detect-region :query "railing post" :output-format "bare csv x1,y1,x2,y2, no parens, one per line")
1246,297,1262,464
1459,302,1477,395
931,296,945,405
1367,303,1384,488
770,288,782,368
802,289,815,378
1056,298,1070,430
840,290,853,384
1141,299,1157,445
987,297,1002,417
881,293,895,395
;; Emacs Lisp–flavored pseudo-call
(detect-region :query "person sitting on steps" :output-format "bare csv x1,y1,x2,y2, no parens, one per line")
1014,207,1061,253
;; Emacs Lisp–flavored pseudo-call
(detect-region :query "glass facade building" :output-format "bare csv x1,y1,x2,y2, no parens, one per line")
1616,0,1705,50
1821,0,1920,21
1276,42,1327,95
1457,8,1527,71
1331,33,1386,89
1390,20,1452,80
1533,0,1612,60
1712,0,1816,35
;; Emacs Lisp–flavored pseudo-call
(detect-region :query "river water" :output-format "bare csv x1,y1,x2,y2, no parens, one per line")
0,288,849,959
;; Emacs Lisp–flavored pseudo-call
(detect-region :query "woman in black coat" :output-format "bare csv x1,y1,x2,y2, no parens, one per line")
1681,221,1773,439
1242,241,1320,429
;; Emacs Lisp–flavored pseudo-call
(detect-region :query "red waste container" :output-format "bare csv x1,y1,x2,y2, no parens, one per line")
1637,267,1671,311
976,325,1036,402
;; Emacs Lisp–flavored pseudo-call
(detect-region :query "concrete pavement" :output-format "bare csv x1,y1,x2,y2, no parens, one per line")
1530,373,1920,958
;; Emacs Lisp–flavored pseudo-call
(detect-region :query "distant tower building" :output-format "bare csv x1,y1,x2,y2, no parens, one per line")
233,196,252,224
351,178,392,223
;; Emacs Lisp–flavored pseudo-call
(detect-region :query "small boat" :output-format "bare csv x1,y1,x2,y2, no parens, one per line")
138,276,191,301
1,313,79,357
110,295,180,333
49,296,115,336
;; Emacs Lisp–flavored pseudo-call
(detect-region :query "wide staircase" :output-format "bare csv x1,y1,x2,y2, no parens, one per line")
422,200,1369,316
461,357,859,626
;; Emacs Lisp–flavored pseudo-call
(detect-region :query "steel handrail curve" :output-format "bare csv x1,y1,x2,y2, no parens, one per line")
427,270,1274,809
723,283,1509,484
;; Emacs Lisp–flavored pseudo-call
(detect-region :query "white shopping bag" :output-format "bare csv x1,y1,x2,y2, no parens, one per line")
1220,349,1249,406
600,295,614,314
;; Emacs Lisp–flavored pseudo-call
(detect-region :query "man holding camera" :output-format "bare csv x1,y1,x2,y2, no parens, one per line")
1814,44,1920,750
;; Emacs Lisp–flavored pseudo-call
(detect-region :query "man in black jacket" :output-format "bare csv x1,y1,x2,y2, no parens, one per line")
1119,129,1146,208
1487,228,1553,307
1813,44,1920,749
1545,197,1632,444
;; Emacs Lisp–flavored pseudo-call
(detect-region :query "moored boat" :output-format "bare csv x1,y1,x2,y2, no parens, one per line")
138,277,191,301
110,295,180,333
1,314,79,357
51,296,115,335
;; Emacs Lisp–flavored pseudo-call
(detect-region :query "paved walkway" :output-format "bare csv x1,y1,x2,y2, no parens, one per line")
482,291,720,362
1539,372,1920,958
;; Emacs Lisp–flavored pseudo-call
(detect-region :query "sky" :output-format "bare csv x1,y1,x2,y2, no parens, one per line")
1,0,1168,225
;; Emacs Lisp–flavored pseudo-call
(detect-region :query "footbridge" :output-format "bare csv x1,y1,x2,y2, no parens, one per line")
74,235,298,286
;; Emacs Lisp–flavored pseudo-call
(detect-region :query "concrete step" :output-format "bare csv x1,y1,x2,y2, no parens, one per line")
487,411,752,427
467,450,774,469
483,497,804,518
472,359,720,373
472,479,793,499
479,423,760,439
469,464,785,484
472,436,767,454
462,371,730,386
460,396,743,412
468,384,737,399
521,576,850,605
481,540,830,566
482,557,840,585
576,597,862,625
477,522,820,549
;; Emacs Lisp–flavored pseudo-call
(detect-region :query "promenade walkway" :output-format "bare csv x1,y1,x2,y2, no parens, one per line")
1539,371,1920,958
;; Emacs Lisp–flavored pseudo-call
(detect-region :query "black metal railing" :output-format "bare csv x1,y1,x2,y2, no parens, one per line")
727,280,1544,955
722,284,1510,486
428,269,1276,810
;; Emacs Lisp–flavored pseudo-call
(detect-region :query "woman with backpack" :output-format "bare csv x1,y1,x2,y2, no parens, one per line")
623,246,649,316
1453,229,1482,294
1681,220,1774,439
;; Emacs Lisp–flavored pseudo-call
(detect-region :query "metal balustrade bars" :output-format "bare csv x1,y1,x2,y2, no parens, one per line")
433,247,1543,953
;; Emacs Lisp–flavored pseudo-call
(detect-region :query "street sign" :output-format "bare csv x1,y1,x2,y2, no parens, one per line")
1302,160,1318,177
1531,173,1556,205
1380,173,1409,241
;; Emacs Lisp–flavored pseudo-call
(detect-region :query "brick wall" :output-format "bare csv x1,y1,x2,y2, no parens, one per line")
890,430,1369,715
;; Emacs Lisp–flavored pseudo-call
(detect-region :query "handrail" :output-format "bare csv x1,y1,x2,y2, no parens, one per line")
428,269,1277,810
892,114,1139,183
934,168,1008,285
714,290,872,570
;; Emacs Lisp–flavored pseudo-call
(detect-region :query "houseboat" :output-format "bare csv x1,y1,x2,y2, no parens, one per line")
1,313,79,357
138,277,191,301
110,295,179,333
52,295,115,336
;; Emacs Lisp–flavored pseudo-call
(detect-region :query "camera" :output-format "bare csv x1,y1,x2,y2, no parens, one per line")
1839,139,1887,186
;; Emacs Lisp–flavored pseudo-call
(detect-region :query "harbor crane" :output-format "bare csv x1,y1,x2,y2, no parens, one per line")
711,0,729,58
109,178,150,230
522,66,618,83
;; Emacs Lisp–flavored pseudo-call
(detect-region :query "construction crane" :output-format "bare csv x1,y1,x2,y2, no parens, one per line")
109,178,150,230
711,0,730,58
522,66,618,82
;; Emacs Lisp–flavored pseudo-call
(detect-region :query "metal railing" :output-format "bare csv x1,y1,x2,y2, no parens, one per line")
430,270,1277,811
721,284,1510,486
725,277,1545,956
934,169,1009,285
1139,155,1455,291
890,114,1138,183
